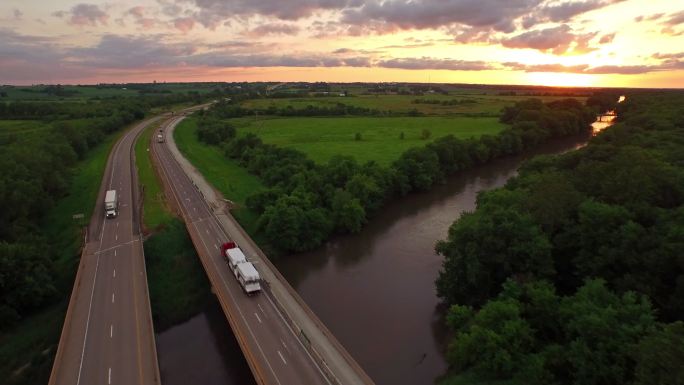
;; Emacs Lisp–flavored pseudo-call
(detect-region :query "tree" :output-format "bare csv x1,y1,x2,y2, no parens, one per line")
436,206,554,307
331,189,366,233
634,321,684,385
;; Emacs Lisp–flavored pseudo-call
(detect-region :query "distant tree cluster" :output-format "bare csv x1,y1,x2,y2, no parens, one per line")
436,91,684,384
197,98,595,253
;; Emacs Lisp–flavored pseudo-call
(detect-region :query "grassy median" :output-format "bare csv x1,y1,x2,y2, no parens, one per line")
133,118,213,331
134,121,174,230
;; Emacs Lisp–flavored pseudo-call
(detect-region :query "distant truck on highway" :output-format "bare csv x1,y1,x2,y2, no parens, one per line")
156,134,164,143
221,242,261,294
105,190,118,218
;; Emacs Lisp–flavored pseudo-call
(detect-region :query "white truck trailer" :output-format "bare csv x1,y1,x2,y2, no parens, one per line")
236,262,261,295
105,190,118,218
156,133,164,143
221,242,261,294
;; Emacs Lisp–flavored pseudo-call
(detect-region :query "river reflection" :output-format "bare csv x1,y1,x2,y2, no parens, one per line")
275,133,596,385
156,300,256,385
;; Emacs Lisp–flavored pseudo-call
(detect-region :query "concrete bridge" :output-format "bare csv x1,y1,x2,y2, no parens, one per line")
151,115,375,385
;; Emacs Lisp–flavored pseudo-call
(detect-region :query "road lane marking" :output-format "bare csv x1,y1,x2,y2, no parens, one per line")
112,293,115,303
277,350,287,365
190,221,283,385
114,249,117,257
255,312,262,324
214,244,218,250
206,229,209,235
258,303,266,316
115,234,118,241
108,367,111,384
113,269,116,278
110,324,113,338
264,293,332,384
116,222,119,228
280,339,290,353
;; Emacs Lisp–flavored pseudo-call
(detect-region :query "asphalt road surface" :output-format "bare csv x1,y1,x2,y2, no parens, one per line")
49,115,165,385
152,116,332,385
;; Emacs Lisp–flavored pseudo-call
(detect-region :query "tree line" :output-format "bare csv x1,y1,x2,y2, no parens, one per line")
436,91,684,384
195,97,596,253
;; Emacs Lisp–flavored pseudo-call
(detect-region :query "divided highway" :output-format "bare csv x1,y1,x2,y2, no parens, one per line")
152,116,335,385
49,115,164,385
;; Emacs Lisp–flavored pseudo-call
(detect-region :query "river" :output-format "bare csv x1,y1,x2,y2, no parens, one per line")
156,118,612,385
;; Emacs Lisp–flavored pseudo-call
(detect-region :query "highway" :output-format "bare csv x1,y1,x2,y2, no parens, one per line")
49,116,164,385
152,116,333,385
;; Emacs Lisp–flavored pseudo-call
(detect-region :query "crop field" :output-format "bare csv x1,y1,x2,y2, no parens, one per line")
231,116,504,165
241,93,586,116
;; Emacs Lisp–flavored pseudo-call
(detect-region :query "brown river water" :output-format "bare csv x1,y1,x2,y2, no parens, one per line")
156,119,612,385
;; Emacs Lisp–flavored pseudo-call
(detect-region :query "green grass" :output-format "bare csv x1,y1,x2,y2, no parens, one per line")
233,116,504,165
143,219,211,331
42,127,124,289
174,118,266,236
0,120,49,133
135,121,174,230
175,119,265,205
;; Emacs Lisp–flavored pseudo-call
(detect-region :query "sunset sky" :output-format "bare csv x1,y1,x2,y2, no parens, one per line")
1,0,683,87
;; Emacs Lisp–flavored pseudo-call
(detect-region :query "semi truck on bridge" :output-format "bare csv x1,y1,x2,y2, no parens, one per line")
221,242,261,294
104,189,118,218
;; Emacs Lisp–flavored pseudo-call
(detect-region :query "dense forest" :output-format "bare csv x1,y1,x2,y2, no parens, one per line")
195,97,596,253
0,92,205,329
436,91,684,384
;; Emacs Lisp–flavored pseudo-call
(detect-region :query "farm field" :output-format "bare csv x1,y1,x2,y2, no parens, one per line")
240,93,586,116
231,116,505,165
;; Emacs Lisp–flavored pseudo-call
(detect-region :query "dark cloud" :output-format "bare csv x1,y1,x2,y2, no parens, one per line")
598,32,615,44
125,6,159,29
634,13,664,22
652,52,684,60
342,0,542,33
501,24,598,55
188,52,371,68
181,0,357,28
539,0,625,22
71,34,196,68
13,9,23,20
54,3,109,27
246,23,301,37
663,10,684,26
376,57,493,71
173,17,195,33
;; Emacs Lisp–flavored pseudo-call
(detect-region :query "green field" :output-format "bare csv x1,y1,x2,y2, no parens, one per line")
231,116,504,165
241,94,585,116
134,121,174,230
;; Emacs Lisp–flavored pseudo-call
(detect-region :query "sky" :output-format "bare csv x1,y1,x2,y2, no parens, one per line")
1,0,683,87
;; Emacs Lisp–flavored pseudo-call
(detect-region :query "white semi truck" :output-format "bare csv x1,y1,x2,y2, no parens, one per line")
221,242,261,295
105,190,118,218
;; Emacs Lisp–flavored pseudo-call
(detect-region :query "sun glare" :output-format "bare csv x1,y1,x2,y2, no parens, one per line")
526,72,596,87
